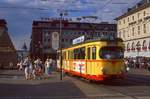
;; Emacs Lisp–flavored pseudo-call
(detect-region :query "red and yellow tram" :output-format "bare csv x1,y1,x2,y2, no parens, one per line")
57,38,126,81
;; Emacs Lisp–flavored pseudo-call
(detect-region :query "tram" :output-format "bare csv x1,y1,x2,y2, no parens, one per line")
57,37,126,81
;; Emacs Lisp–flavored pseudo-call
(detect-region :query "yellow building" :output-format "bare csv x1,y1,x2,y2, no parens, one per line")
116,0,150,57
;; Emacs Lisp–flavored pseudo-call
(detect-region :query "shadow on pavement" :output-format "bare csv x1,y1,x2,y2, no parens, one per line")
92,73,150,86
0,81,86,99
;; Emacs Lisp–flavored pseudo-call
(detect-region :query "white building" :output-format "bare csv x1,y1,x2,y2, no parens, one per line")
116,0,150,57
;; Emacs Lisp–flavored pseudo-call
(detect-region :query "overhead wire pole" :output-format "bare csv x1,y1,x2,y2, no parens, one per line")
58,9,68,80
59,12,63,80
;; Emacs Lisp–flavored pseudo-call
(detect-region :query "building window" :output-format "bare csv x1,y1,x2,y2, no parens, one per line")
77,24,81,28
143,24,146,33
48,39,50,42
138,26,140,35
62,39,64,42
137,13,140,19
132,16,134,21
119,31,121,38
70,39,72,42
143,11,146,16
123,19,125,24
142,40,147,50
132,27,135,36
149,41,150,50
127,43,130,51
123,30,125,38
131,42,135,51
136,41,141,51
44,38,47,42
128,17,129,22
127,29,129,37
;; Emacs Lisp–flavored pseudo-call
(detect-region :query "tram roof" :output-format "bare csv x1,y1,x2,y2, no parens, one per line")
60,37,123,50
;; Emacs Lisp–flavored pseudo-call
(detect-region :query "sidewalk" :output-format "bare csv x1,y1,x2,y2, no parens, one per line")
0,70,86,99
0,70,69,84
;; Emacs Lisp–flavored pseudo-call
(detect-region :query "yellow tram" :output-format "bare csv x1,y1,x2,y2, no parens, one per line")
57,38,126,81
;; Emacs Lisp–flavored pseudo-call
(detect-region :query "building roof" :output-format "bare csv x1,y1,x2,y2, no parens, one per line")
32,19,114,26
116,0,150,20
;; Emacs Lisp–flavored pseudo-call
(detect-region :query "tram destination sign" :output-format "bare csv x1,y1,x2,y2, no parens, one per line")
73,35,85,44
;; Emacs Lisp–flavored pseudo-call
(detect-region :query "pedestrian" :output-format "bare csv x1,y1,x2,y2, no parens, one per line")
9,62,13,70
17,60,23,71
34,58,43,79
48,59,53,75
23,57,32,80
45,58,49,75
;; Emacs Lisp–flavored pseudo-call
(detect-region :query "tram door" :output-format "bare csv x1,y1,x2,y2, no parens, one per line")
87,47,92,75
91,47,97,75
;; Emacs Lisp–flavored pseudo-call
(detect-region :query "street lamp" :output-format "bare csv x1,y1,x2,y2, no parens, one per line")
59,10,68,80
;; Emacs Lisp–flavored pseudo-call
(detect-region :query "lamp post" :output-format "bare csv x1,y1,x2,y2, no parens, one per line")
59,13,63,80
59,11,67,80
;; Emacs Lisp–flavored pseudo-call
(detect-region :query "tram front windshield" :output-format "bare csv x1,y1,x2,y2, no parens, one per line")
99,46,124,59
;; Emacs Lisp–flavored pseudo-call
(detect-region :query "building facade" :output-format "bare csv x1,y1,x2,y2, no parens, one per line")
0,19,17,69
30,19,117,60
116,0,150,57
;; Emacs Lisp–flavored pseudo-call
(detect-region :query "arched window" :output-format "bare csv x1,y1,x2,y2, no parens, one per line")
127,43,130,51
142,40,147,50
149,41,150,50
131,42,135,51
136,41,141,51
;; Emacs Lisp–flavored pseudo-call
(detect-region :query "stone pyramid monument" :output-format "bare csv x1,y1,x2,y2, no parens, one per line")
0,19,17,69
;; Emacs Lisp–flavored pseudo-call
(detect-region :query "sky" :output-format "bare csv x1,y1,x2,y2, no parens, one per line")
0,0,141,50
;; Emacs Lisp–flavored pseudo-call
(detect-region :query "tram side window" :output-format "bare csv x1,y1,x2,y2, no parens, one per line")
87,48,91,59
62,52,66,60
68,50,73,59
92,47,96,59
74,47,85,59
74,49,79,59
80,47,85,59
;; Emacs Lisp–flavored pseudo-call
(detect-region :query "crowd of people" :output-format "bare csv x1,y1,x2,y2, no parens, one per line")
17,57,56,80
124,57,150,69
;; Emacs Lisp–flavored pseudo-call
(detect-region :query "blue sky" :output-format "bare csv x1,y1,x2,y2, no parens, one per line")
0,0,141,50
